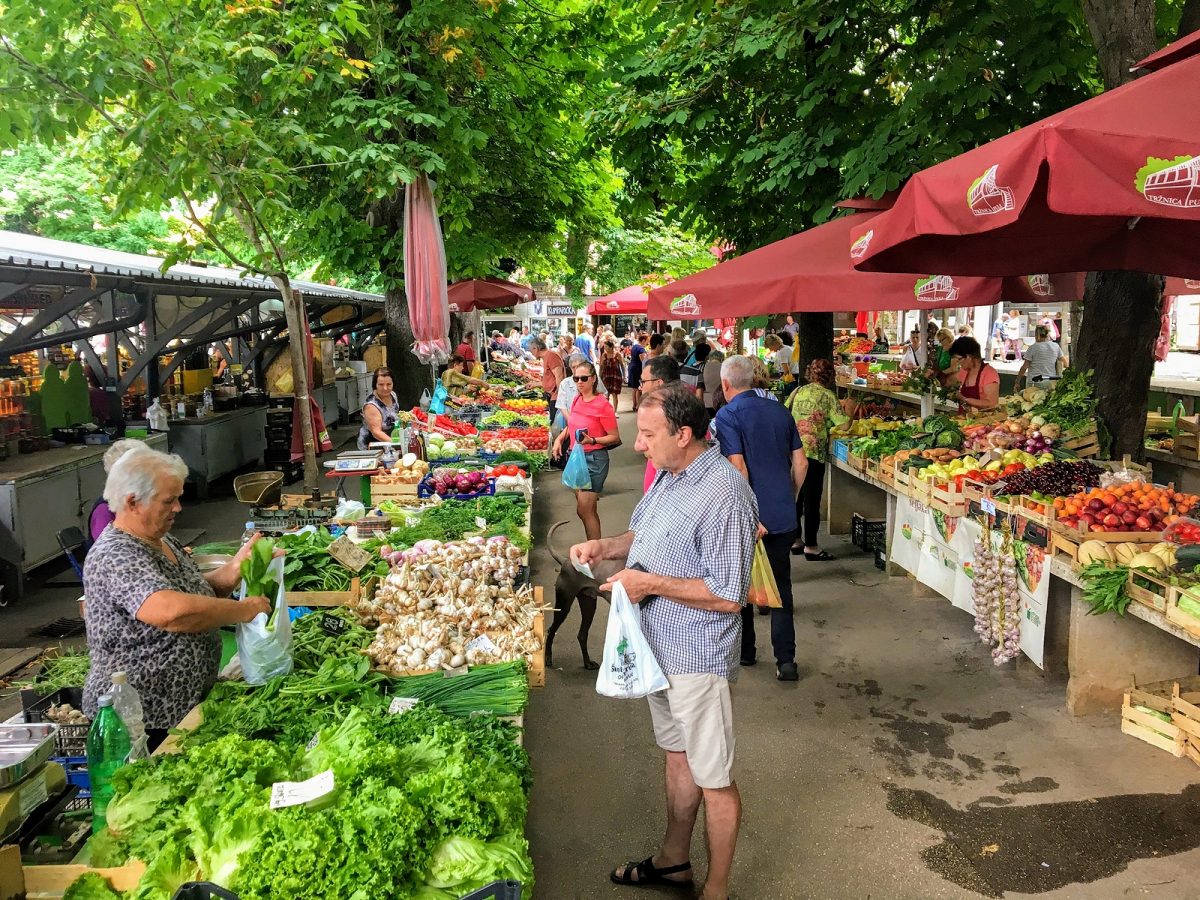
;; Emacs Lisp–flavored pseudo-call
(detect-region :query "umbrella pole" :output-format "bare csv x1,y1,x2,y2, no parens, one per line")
918,309,933,419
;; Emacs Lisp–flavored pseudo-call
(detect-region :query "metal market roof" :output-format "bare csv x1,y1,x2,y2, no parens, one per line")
0,230,383,304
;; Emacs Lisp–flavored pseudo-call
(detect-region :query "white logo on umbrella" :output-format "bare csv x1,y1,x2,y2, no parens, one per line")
967,164,1016,216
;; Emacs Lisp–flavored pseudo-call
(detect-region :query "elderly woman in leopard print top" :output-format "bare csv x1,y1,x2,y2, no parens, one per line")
82,447,273,748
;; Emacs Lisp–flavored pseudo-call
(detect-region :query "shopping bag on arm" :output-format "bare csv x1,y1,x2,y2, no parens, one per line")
596,581,670,699
561,442,592,491
746,540,783,608
235,555,294,685
429,381,449,415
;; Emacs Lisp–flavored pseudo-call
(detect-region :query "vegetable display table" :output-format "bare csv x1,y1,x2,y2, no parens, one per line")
827,456,1200,715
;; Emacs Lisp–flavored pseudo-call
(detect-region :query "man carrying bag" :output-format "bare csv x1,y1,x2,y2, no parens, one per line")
572,385,758,900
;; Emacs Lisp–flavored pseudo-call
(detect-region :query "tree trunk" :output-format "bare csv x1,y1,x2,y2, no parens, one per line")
272,274,319,491
797,312,834,375
1075,272,1162,459
384,286,434,409
1081,0,1157,90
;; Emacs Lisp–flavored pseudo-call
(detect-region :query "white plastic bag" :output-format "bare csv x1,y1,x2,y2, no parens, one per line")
595,581,669,699
235,556,294,685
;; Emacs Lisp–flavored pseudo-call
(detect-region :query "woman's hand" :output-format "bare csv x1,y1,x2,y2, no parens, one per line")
552,433,568,459
239,595,273,621
233,533,286,565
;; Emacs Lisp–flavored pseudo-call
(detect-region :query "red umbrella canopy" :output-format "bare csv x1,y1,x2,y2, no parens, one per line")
447,278,535,313
647,210,1077,320
852,42,1200,279
404,175,451,364
586,284,651,316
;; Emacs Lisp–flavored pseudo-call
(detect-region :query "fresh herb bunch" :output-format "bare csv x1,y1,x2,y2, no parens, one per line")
17,648,91,695
1027,369,1100,438
1080,562,1132,616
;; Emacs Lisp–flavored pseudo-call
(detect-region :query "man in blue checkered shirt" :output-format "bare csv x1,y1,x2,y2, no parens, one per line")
571,385,758,900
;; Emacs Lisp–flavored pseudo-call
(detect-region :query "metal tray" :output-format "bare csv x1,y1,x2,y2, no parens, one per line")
0,723,59,788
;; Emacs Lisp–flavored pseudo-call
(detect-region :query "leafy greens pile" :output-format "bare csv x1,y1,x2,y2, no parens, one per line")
1026,369,1100,438
91,704,532,900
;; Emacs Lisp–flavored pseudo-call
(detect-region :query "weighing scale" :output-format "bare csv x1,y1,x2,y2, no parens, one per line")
323,449,385,503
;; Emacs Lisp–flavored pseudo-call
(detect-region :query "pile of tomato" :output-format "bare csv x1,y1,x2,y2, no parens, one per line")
487,464,525,477
481,427,549,450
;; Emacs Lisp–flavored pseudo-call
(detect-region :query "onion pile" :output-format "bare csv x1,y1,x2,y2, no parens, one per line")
972,527,1021,665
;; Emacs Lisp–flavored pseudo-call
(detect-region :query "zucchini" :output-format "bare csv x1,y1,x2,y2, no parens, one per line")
1173,544,1200,571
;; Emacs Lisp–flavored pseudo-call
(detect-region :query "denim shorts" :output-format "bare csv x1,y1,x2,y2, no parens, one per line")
584,449,610,493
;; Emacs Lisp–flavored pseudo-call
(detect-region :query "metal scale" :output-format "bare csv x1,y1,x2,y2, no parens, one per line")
235,470,340,534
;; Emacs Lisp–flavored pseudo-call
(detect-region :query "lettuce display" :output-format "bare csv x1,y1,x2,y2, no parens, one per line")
89,705,532,900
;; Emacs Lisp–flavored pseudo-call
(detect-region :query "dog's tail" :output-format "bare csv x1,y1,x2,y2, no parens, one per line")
546,520,572,567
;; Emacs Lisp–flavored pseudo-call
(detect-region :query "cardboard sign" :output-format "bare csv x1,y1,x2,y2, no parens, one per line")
328,535,373,573
320,614,349,637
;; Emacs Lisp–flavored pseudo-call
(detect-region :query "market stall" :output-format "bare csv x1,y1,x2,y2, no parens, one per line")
825,371,1200,718
2,368,552,897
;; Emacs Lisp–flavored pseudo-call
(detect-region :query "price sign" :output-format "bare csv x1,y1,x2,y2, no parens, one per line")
980,498,997,515
444,664,469,678
328,535,373,572
466,634,498,656
320,614,349,637
388,696,419,715
270,770,335,810
475,516,487,530
305,733,320,751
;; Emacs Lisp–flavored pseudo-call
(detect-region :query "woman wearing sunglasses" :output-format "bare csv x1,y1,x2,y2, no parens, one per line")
551,361,621,540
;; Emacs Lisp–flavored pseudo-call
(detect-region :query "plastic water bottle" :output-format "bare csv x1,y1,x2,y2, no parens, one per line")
109,672,148,761
87,695,131,834
242,521,257,544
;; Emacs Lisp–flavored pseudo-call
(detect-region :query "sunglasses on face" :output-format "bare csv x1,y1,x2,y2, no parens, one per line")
573,374,593,382
641,377,662,387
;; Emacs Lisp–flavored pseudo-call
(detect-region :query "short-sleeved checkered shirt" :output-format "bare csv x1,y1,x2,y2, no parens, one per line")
627,445,759,680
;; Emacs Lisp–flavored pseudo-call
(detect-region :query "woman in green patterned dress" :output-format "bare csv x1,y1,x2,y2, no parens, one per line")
785,359,840,559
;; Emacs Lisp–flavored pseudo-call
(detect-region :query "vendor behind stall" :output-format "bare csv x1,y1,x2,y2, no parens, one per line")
441,354,489,396
82,447,273,748
948,337,1000,411
358,367,400,449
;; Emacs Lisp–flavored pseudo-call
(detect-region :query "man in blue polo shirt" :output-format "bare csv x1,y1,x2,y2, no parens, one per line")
713,354,809,680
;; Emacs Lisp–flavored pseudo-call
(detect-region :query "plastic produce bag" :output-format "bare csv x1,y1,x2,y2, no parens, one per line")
429,381,449,415
419,388,432,411
561,443,592,491
746,541,782,608
596,581,669,699
235,555,294,685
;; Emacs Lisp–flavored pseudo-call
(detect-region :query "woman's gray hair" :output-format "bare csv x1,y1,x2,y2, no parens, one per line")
103,446,189,513
102,439,141,473
721,354,757,390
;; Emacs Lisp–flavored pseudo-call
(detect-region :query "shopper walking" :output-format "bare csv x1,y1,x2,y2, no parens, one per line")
702,348,724,419
530,338,565,419
571,385,758,900
575,323,596,363
786,359,839,560
1018,325,1065,385
1002,309,1024,360
715,355,807,680
627,331,648,411
552,360,619,541
600,340,625,414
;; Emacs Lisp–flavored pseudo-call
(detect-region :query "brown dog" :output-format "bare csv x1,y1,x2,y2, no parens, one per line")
545,521,627,670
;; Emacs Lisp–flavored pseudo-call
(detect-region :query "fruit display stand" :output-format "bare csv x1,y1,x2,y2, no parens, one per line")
829,452,1200,715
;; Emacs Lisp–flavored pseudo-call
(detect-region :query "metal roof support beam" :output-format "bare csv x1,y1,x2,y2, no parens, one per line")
117,293,235,393
0,291,147,356
0,286,110,354
155,297,276,385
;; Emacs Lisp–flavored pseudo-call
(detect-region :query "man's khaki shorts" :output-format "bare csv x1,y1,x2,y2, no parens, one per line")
647,673,735,789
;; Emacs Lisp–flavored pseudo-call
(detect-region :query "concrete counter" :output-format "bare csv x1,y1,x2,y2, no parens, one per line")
168,407,267,499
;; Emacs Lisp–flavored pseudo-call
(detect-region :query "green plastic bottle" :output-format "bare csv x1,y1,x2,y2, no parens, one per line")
87,694,131,834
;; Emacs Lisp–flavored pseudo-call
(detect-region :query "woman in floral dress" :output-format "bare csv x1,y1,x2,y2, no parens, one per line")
785,359,840,559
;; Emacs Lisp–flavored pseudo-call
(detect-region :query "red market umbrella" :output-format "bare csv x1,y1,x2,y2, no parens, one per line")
647,210,1078,320
852,36,1200,279
404,175,451,363
586,284,652,316
447,277,535,313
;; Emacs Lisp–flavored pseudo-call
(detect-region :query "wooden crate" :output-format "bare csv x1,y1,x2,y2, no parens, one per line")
927,478,967,516
285,576,366,608
845,450,866,473
1061,425,1101,459
1122,678,1186,757
1010,495,1053,527
1050,529,1161,562
1170,677,1200,749
1166,586,1200,640
0,847,145,899
1174,430,1200,461
370,479,420,498
1126,569,1173,613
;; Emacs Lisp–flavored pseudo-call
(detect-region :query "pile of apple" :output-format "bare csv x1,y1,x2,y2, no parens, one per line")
1054,482,1200,533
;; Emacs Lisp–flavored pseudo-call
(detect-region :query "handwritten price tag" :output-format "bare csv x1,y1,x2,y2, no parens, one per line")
466,634,498,655
270,770,335,810
475,516,488,530
981,499,997,515
388,696,419,715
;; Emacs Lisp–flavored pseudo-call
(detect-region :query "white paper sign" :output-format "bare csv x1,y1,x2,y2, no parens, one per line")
466,634,498,655
19,776,48,817
270,770,335,810
388,696,419,715
305,733,319,751
981,498,996,515
475,516,487,529
572,558,595,579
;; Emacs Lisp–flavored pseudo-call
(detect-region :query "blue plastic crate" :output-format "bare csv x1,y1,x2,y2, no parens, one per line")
54,756,90,799
832,439,850,463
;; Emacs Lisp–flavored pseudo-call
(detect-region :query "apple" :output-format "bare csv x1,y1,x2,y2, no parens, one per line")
1103,514,1121,527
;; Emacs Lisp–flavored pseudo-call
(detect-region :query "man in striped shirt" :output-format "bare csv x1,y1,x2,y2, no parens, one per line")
572,385,758,900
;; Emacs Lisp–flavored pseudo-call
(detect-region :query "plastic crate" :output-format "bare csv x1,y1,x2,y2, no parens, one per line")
418,477,496,501
831,439,850,463
22,688,89,757
874,546,887,570
55,756,90,800
851,513,887,552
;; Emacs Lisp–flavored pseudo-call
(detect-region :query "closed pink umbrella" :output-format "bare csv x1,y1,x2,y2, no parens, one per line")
404,175,451,363
290,307,332,464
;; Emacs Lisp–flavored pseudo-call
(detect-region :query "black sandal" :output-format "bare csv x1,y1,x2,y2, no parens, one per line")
610,856,694,890
804,550,834,561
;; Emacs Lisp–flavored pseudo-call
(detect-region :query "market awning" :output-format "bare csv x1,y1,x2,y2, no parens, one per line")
851,31,1200,279
647,210,1078,320
586,284,651,316
447,277,535,313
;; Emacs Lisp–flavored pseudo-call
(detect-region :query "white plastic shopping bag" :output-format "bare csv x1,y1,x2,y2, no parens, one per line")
595,581,669,699
235,555,294,685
